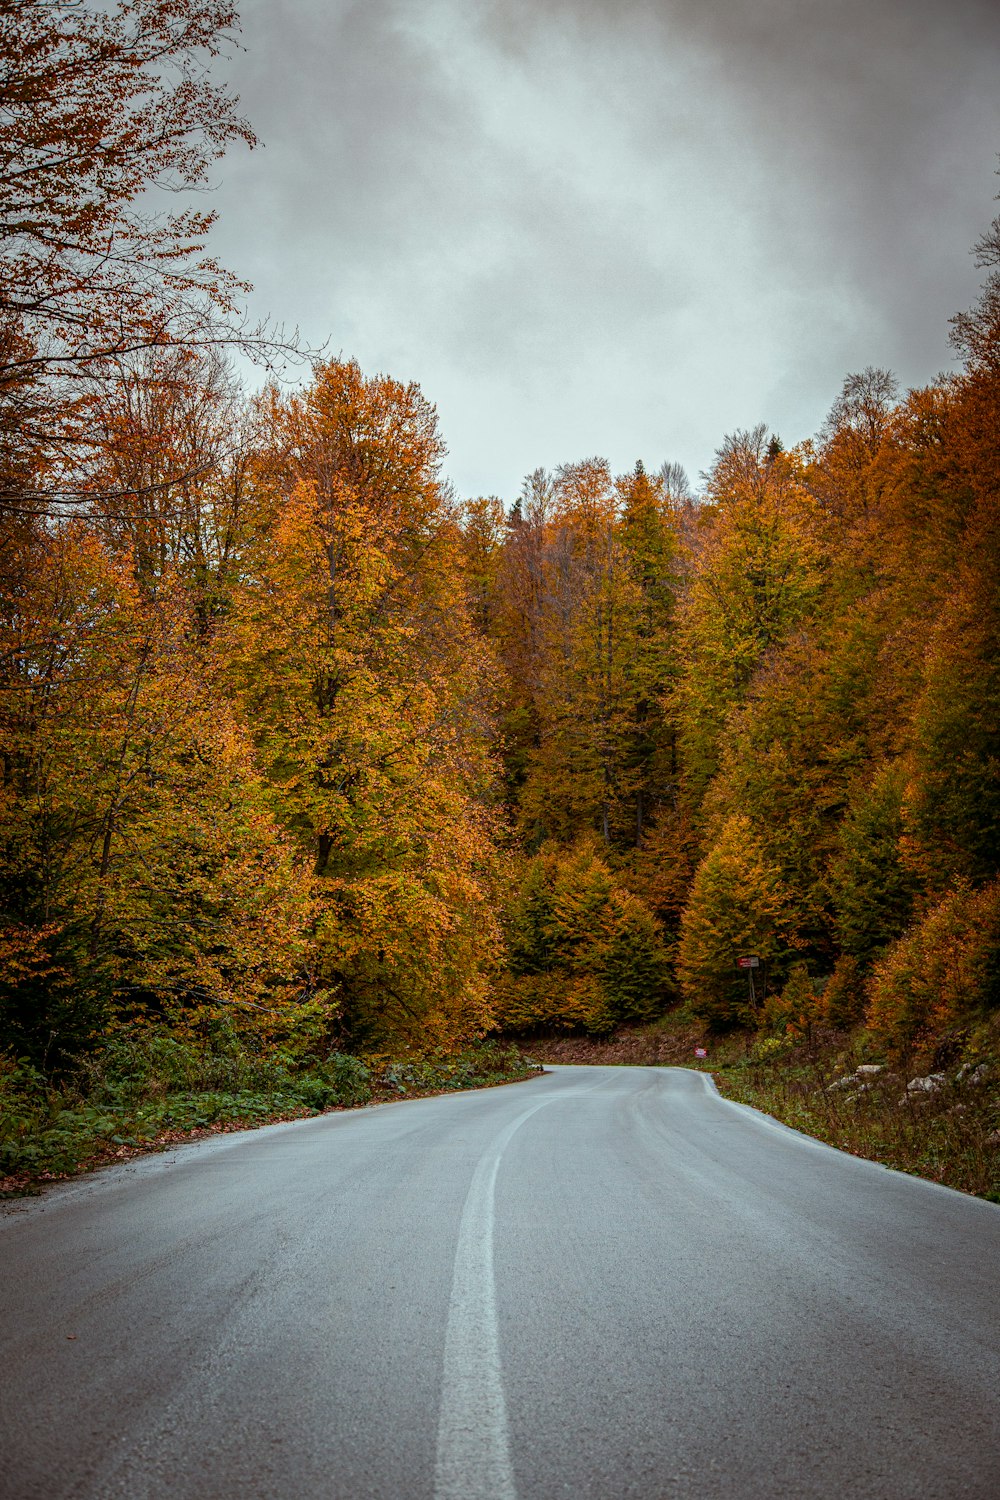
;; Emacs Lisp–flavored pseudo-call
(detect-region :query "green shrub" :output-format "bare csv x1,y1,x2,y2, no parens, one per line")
297,1053,372,1108
1,1034,534,1188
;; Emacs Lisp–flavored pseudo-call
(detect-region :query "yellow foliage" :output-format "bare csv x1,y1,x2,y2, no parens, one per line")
867,879,1000,1050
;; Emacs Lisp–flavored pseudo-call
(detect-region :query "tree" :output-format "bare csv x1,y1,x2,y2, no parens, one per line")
677,814,793,1029
950,162,1000,375
234,362,506,1049
0,0,280,518
497,841,670,1034
675,430,825,814
618,463,683,845
829,763,918,964
701,605,900,969
76,347,270,641
524,459,640,844
903,522,1000,893
459,495,507,637
0,523,310,1065
760,960,824,1041
867,880,1000,1053
490,460,682,851
813,367,901,527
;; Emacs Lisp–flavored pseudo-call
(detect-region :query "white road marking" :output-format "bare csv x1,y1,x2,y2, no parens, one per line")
433,1076,610,1500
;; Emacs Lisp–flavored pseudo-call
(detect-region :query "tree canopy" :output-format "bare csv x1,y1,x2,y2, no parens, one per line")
3,2,999,1085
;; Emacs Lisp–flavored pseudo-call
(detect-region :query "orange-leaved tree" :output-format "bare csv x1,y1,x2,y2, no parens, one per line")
0,520,310,1066
232,362,506,1050
0,0,266,515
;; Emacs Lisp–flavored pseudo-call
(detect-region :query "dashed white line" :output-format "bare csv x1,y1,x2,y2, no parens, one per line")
433,1076,610,1500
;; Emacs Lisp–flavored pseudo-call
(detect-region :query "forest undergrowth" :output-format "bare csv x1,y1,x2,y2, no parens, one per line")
0,1037,538,1197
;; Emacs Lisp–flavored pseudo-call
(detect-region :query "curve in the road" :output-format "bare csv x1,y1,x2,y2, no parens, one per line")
1,1064,998,1500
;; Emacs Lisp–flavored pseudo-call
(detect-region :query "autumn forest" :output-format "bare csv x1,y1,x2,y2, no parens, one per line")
3,1,999,1187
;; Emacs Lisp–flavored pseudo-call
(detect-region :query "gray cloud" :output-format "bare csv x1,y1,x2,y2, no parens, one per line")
208,0,1000,496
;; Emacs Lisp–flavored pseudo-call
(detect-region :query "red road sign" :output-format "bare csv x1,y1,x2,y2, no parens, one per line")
736,956,760,969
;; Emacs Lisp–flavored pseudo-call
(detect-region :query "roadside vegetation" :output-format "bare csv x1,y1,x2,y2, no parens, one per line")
0,1036,537,1196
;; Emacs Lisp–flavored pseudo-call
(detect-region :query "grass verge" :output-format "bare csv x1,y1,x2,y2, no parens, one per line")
0,1037,540,1197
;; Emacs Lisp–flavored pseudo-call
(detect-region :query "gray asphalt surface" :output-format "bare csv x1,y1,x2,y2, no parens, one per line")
1,1064,998,1500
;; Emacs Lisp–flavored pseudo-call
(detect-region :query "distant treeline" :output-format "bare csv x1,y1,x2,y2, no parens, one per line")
477,346,1000,1050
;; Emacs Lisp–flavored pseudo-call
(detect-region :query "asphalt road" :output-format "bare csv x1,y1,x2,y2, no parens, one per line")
1,1065,998,1500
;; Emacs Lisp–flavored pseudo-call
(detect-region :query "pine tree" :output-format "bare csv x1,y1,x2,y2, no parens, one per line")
677,814,793,1029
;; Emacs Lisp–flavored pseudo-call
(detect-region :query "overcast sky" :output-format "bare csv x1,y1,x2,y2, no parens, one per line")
206,0,1000,500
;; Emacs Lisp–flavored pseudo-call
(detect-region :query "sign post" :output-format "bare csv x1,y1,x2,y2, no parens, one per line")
736,954,761,1009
